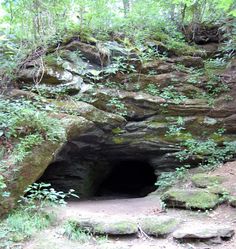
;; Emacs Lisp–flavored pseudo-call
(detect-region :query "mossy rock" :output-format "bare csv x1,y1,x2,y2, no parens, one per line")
139,216,179,237
94,220,138,235
161,188,220,210
207,185,228,195
191,173,224,188
229,196,236,208
77,218,138,235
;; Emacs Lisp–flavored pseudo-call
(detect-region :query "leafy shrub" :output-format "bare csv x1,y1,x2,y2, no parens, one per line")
155,165,190,190
0,98,65,165
176,139,236,169
20,182,79,211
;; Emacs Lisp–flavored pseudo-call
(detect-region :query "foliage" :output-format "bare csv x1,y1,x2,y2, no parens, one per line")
0,0,235,85
19,182,79,211
106,97,128,117
63,220,92,242
0,98,65,165
165,117,186,137
160,86,187,105
176,139,236,169
0,209,55,248
155,165,190,190
104,56,137,75
145,84,160,96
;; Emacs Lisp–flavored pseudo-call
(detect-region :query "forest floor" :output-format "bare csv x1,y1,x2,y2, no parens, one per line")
22,161,236,249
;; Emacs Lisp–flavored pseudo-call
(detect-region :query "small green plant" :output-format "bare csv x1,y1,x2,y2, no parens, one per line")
63,220,92,242
205,58,227,70
145,83,160,96
139,47,160,63
160,86,187,104
165,117,185,137
107,97,128,117
155,165,190,190
20,182,79,211
104,56,136,75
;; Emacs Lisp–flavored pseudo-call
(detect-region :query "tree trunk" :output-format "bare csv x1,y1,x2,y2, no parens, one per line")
123,0,130,17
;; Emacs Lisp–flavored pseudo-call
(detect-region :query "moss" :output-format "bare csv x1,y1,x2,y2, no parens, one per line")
112,137,125,144
112,127,124,135
43,54,64,71
162,188,220,210
191,173,224,188
207,185,227,195
164,131,193,142
139,216,179,237
93,221,138,235
146,120,167,129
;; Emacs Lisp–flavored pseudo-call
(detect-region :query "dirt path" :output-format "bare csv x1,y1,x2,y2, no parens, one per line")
23,194,236,249
59,195,163,219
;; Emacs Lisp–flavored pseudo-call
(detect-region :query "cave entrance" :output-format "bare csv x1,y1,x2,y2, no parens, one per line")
37,157,157,199
96,160,157,198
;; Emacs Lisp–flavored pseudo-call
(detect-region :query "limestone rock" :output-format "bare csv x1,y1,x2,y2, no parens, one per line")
173,223,234,241
18,66,74,85
139,216,179,237
161,188,220,210
63,40,110,66
53,100,126,130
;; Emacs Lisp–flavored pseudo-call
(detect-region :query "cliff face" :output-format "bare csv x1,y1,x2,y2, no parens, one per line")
1,35,236,214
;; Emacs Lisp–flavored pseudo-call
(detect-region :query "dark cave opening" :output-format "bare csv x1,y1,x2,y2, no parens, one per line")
95,160,157,198
37,158,157,199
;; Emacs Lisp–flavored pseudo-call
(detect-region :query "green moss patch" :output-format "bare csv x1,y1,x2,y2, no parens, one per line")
139,216,179,237
161,188,220,210
77,219,138,235
94,220,138,235
191,173,224,188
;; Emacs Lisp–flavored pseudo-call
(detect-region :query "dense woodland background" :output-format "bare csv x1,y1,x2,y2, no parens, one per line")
0,0,235,85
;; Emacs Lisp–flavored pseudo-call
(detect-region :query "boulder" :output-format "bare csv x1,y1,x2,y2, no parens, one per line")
77,218,138,235
173,223,234,242
139,216,179,237
191,173,224,188
161,188,220,210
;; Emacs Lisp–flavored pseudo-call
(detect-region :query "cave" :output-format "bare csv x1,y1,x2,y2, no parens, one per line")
36,127,180,200
38,157,157,199
95,160,157,198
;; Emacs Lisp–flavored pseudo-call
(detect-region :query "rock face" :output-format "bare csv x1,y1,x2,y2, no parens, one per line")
2,37,236,214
